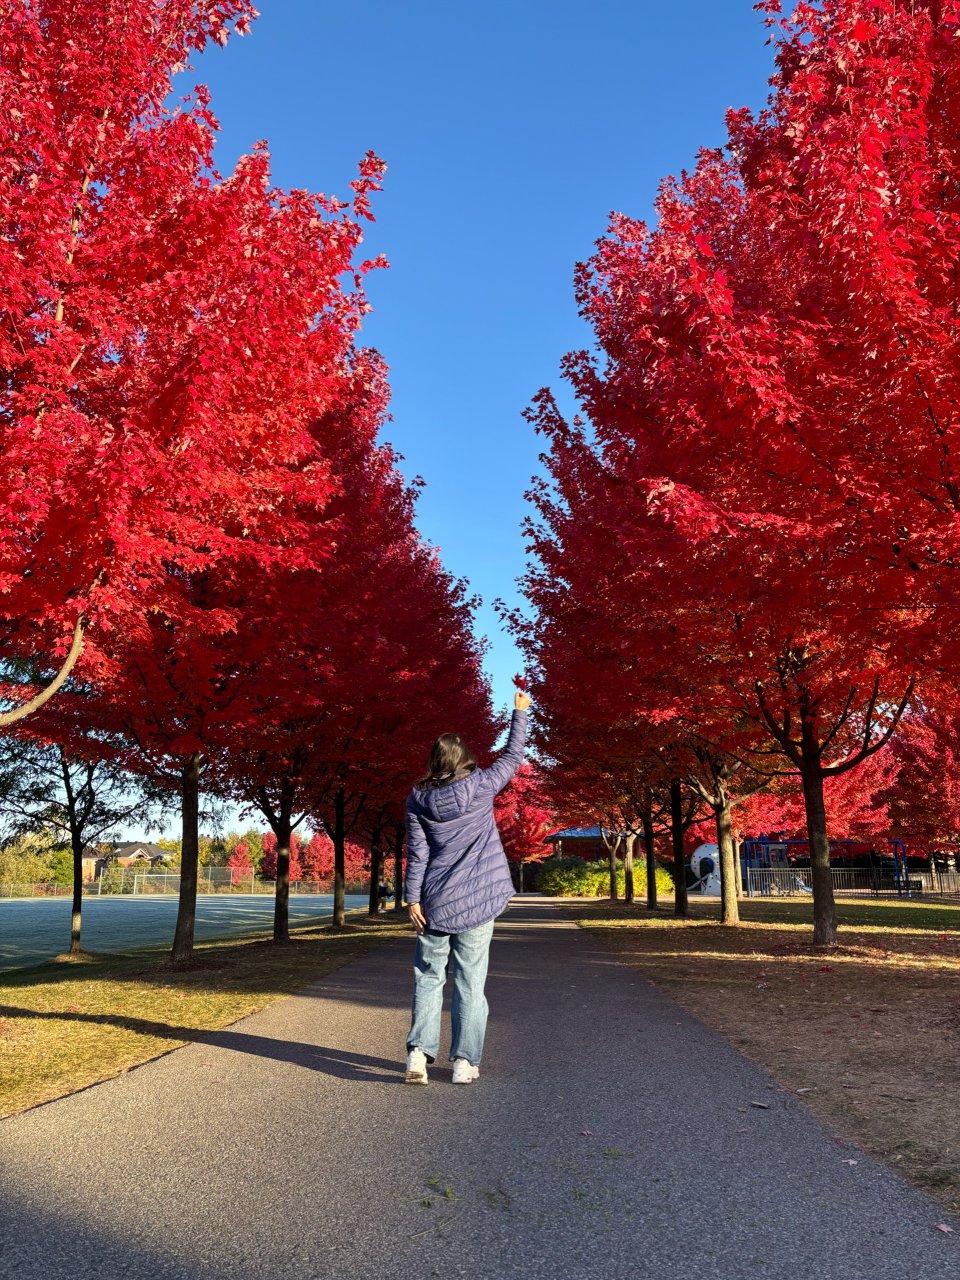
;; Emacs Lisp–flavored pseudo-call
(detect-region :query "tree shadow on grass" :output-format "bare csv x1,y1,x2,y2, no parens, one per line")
0,1003,403,1082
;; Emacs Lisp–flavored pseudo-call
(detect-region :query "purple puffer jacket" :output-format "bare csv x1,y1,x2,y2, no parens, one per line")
404,709,528,934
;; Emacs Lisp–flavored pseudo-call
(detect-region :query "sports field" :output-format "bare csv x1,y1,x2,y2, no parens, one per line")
0,894,370,972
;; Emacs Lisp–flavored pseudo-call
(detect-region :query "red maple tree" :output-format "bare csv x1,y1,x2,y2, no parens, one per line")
226,839,253,887
260,832,303,884
301,833,335,883
221,364,497,937
881,710,960,851
494,763,554,890
0,2,390,734
2,2,395,962
517,0,960,942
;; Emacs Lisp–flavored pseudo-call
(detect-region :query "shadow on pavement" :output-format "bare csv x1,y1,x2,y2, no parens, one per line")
0,1004,404,1083
0,1194,203,1280
203,1030,403,1082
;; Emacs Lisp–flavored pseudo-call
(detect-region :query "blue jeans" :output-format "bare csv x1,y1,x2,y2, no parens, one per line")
407,920,495,1066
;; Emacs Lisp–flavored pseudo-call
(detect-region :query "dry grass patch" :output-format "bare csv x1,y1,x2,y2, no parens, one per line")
0,911,410,1119
565,896,960,1217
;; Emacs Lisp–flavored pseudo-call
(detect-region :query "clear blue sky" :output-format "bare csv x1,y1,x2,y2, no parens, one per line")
189,1,775,713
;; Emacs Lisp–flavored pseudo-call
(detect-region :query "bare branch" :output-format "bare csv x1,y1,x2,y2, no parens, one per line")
0,618,85,727
825,678,916,778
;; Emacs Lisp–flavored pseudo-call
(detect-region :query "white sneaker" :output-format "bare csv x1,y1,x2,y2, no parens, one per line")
451,1058,480,1085
405,1047,429,1085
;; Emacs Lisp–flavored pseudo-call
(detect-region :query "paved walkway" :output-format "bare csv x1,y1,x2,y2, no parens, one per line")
0,900,955,1279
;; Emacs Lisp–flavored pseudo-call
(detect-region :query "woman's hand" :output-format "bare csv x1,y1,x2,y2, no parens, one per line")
514,691,531,711
409,903,427,935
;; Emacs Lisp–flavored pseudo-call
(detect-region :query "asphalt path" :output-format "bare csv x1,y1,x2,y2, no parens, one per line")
0,899,955,1279
0,894,370,972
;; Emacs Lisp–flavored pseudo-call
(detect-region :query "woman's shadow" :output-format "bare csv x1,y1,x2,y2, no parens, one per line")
205,1028,403,1082
0,1004,404,1083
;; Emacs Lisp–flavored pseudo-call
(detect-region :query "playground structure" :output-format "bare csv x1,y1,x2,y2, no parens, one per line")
689,843,723,896
739,835,941,898
684,834,960,899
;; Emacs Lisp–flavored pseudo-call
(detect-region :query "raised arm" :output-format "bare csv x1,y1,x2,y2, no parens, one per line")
481,694,530,794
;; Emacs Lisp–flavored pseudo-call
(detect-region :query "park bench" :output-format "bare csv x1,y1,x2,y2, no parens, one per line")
870,876,923,897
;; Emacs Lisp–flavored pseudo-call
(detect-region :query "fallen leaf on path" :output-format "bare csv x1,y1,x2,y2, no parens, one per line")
750,1102,770,1110
935,1224,955,1234
580,1129,593,1136
842,1159,858,1166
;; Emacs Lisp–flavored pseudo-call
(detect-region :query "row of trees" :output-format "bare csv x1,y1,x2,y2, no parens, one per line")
0,822,377,891
512,0,960,942
0,1,497,960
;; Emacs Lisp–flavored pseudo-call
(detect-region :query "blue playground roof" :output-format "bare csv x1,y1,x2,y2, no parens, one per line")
543,825,610,843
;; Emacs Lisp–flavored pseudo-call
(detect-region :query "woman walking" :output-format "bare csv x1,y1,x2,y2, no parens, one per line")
403,691,530,1084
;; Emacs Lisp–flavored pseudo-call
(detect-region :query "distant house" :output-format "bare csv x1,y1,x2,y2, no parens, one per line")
542,826,611,861
80,842,171,883
79,843,170,882
105,842,170,869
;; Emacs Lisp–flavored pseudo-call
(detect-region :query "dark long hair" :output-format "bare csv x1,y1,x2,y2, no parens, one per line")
417,733,478,789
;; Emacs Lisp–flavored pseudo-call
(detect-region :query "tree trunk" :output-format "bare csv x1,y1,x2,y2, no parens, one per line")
642,809,658,910
671,779,688,917
715,792,740,926
59,751,85,955
172,752,202,964
734,837,744,899
392,825,404,912
607,835,619,902
70,831,84,954
800,757,838,945
272,815,293,944
368,827,382,917
266,775,296,944
623,832,636,905
332,787,346,927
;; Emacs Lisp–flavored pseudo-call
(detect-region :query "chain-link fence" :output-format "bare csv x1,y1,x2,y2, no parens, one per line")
129,873,371,896
745,866,960,898
0,882,73,899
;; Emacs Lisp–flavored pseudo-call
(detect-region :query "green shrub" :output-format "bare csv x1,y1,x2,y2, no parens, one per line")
96,863,130,894
47,846,75,885
0,833,67,887
538,853,673,898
